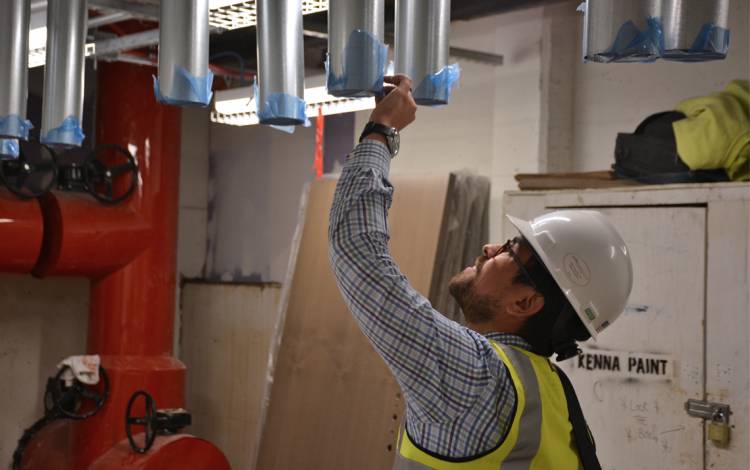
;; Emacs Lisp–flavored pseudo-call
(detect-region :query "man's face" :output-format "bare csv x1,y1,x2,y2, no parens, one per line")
449,238,537,325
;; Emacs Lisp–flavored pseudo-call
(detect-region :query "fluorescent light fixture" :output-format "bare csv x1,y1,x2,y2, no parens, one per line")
211,85,375,126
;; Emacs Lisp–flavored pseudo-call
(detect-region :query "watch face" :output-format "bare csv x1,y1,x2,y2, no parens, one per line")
389,129,400,156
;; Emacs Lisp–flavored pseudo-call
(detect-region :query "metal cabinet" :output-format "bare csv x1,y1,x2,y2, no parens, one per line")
503,182,750,470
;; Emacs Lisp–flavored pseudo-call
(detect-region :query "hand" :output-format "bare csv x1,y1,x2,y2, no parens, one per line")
368,74,417,131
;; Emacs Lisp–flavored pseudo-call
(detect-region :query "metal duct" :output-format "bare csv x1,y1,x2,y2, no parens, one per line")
0,0,32,144
661,0,730,60
41,0,87,147
583,0,662,63
156,0,213,106
395,0,459,106
256,0,306,126
327,0,387,97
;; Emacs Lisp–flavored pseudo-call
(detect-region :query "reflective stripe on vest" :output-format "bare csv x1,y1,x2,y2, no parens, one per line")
393,341,580,470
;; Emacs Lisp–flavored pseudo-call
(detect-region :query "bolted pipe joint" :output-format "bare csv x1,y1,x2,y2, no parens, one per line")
155,0,214,107
41,0,87,147
326,0,387,98
256,0,307,126
0,0,34,152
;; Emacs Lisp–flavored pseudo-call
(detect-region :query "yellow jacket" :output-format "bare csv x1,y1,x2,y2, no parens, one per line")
674,80,749,181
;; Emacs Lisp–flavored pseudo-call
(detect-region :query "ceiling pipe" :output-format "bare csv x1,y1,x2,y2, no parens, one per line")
581,0,662,63
0,0,33,152
660,0,730,61
326,0,387,97
256,0,307,125
395,0,460,106
41,0,87,147
155,0,213,106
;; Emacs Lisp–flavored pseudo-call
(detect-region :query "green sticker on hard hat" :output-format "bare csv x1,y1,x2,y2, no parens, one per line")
584,307,597,321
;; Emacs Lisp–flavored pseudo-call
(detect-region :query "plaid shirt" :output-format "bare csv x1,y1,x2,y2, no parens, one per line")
328,140,531,458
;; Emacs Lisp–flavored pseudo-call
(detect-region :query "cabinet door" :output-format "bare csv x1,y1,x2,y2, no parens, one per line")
557,207,706,469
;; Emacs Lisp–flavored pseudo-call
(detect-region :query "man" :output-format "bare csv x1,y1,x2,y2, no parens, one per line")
328,75,633,469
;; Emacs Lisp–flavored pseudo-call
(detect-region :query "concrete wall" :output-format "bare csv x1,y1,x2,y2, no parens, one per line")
206,121,317,283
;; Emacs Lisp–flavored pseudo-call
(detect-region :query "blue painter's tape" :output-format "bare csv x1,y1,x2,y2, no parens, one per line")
253,80,307,128
662,23,731,61
153,66,214,107
590,17,662,63
0,139,20,159
327,29,388,98
0,114,33,140
413,63,461,106
41,115,85,147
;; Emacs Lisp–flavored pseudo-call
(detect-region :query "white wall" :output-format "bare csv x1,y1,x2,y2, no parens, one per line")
206,121,318,282
571,0,750,171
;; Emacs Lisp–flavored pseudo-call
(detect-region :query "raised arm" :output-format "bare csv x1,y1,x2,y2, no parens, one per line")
327,76,516,457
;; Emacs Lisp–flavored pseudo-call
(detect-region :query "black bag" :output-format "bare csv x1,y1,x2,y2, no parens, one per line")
613,111,729,184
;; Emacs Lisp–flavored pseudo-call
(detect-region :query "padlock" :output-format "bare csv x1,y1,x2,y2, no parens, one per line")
708,410,731,448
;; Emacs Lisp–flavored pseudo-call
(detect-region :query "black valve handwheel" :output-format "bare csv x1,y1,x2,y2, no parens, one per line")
83,144,139,205
126,390,157,454
46,365,110,420
0,141,58,199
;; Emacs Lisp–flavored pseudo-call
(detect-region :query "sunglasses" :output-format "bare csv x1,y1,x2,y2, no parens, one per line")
494,237,539,291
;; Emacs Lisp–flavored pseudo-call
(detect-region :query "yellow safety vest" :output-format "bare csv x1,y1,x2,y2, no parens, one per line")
394,341,581,469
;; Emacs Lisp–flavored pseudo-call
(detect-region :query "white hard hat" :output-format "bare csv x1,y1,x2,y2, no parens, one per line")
506,210,633,339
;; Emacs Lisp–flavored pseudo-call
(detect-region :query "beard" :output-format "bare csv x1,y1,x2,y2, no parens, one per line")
448,256,497,324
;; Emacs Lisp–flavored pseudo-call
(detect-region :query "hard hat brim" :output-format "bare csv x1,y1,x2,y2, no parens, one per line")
505,214,599,340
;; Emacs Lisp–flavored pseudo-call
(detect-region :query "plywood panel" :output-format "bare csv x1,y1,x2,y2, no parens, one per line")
181,282,281,470
256,174,450,470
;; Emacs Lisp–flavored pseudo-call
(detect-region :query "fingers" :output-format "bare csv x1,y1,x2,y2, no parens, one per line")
383,74,413,93
375,84,397,104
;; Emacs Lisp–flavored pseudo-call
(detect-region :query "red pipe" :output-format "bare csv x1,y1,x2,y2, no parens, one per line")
70,61,185,468
0,188,43,273
32,193,151,278
17,61,229,469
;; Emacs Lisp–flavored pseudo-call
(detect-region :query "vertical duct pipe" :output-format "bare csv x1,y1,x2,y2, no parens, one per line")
661,0,730,61
156,0,214,106
395,0,459,106
41,0,87,147
0,0,33,155
582,0,662,63
256,0,307,125
327,0,387,97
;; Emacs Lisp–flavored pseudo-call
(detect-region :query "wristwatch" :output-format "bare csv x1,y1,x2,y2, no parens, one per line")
359,121,400,157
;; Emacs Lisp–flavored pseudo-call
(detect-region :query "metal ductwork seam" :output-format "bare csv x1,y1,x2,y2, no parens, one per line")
395,0,460,106
0,0,34,157
155,0,214,106
41,0,87,147
256,0,307,126
326,0,388,98
661,0,730,61
580,0,731,63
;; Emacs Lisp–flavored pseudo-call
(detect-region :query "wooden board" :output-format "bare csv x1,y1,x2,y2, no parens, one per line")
514,171,641,190
181,282,281,470
256,174,451,470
